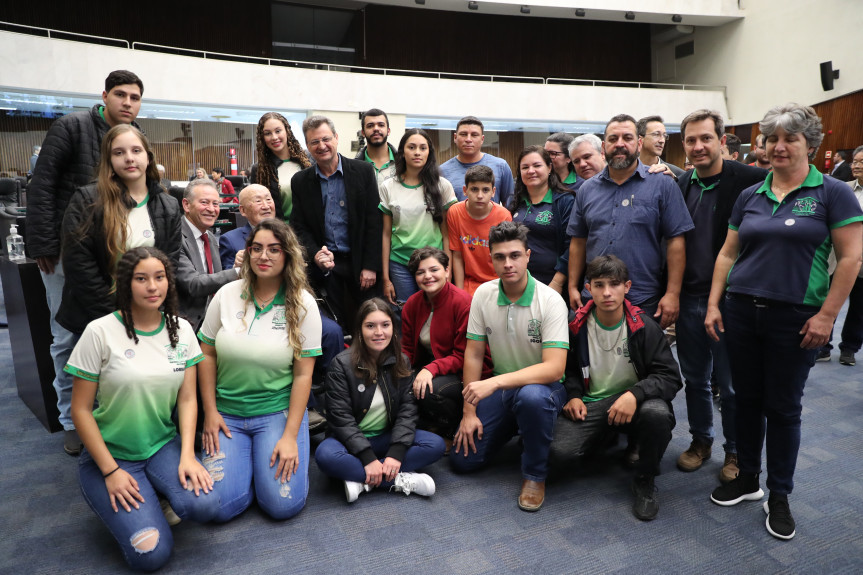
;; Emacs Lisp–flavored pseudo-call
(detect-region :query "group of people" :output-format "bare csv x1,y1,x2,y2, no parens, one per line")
24,69,863,570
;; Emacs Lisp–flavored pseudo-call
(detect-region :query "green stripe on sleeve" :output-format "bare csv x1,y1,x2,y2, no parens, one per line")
829,215,863,229
186,353,204,368
197,332,215,346
466,332,487,341
300,348,323,358
64,365,99,382
542,341,570,349
378,203,393,215
728,224,739,231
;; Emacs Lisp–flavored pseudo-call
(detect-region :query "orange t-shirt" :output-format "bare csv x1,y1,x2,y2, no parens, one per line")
447,200,513,295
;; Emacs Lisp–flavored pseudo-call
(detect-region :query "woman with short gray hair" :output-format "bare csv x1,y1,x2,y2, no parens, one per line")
704,103,863,540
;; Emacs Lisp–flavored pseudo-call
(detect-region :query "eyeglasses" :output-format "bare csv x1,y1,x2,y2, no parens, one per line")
851,160,863,167
646,131,668,140
546,150,565,158
308,136,334,148
249,245,284,258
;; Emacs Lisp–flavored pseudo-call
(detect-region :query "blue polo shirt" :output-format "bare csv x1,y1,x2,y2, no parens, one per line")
440,153,515,208
728,166,863,306
567,161,694,305
317,155,350,253
512,189,574,286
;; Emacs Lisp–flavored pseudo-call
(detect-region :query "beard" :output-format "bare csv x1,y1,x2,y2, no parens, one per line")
605,147,638,170
366,134,387,148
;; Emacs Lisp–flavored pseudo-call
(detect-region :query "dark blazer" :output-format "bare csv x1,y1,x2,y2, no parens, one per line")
833,161,853,183
289,155,383,288
176,217,239,330
219,222,251,271
678,160,769,258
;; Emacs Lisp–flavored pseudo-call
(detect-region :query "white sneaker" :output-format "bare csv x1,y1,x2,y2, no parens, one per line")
392,472,435,497
344,480,370,503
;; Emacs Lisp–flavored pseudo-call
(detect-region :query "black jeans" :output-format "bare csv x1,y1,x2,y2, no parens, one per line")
416,373,463,439
550,392,675,477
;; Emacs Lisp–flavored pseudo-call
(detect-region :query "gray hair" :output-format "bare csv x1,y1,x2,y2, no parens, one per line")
854,145,863,158
546,132,574,157
184,178,219,201
759,103,824,160
569,133,602,156
302,115,337,138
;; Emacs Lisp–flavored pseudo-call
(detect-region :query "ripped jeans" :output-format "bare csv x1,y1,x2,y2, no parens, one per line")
202,409,309,522
78,435,219,571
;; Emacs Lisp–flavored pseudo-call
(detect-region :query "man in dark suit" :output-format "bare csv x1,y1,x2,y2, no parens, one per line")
832,150,853,182
290,115,383,334
674,110,769,483
219,183,275,270
176,178,240,330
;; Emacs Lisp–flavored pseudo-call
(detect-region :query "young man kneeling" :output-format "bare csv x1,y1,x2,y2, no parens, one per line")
452,221,570,511
552,255,681,520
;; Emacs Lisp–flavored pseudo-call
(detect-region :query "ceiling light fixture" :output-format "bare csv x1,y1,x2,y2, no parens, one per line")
520,6,530,14
625,11,635,20
575,9,586,17
672,14,682,23
468,1,478,10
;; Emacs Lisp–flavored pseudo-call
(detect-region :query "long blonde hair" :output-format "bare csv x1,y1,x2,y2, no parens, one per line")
240,219,312,358
92,124,160,275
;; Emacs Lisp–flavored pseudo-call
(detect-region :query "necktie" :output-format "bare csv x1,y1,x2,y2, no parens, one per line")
201,232,214,274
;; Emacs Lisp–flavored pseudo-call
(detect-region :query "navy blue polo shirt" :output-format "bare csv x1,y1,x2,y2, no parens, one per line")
512,189,573,286
683,170,723,296
728,166,863,306
567,161,694,305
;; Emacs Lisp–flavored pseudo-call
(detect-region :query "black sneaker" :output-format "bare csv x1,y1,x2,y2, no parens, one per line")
839,350,856,366
710,472,764,506
63,429,83,456
764,494,796,540
631,475,659,521
815,349,831,362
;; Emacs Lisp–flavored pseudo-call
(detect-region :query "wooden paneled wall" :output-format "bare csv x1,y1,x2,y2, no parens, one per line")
361,5,651,81
734,89,863,172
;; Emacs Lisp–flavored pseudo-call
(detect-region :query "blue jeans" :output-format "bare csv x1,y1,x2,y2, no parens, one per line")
676,293,736,452
202,410,309,522
388,259,419,305
41,261,80,430
79,435,219,571
724,294,817,495
315,430,445,484
450,383,565,481
311,314,345,410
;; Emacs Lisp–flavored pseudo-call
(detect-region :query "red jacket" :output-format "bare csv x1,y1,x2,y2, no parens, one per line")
402,282,493,379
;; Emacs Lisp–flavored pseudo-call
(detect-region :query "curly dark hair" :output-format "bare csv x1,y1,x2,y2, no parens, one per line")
114,246,180,347
254,112,311,190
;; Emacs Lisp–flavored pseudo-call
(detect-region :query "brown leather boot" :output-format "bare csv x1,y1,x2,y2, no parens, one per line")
518,479,545,512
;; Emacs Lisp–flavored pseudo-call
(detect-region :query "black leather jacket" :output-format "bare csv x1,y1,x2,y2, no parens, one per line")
323,349,417,465
58,180,182,334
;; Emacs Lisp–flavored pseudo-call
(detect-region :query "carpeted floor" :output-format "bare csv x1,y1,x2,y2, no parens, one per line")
0,284,861,574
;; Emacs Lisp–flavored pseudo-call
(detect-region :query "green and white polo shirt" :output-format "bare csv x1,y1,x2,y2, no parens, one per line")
378,177,458,265
466,272,569,376
126,194,156,249
198,281,322,417
64,312,203,461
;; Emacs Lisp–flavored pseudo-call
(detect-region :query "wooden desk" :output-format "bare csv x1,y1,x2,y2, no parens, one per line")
0,256,61,432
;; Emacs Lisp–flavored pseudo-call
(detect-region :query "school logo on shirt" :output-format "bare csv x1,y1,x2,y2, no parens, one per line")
272,305,286,331
527,319,541,343
165,344,189,371
791,197,818,217
534,210,553,225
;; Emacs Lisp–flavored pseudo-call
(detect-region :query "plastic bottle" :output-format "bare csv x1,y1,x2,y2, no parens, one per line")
6,224,25,261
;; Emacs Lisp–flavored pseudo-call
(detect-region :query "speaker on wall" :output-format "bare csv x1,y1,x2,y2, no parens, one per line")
820,61,840,91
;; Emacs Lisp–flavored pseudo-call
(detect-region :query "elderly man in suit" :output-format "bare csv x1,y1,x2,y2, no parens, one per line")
219,183,275,270
176,178,240,331
290,115,382,334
